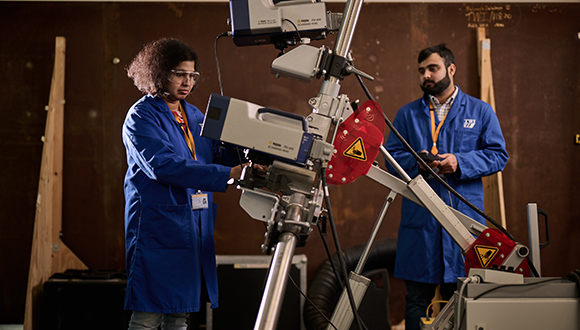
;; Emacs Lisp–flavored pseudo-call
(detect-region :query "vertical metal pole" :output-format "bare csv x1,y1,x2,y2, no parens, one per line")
254,1,365,328
254,232,298,330
319,0,364,97
333,0,363,58
254,193,307,330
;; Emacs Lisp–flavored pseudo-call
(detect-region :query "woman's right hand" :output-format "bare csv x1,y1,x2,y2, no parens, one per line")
229,163,268,180
229,163,248,180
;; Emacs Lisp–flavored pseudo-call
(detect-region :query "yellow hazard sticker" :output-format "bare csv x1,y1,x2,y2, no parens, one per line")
343,137,367,161
474,245,499,268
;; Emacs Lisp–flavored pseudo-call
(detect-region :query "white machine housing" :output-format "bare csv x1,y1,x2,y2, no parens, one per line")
229,0,335,47
201,93,313,164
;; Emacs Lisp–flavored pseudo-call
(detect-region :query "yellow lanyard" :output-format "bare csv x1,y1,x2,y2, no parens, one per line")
429,101,449,155
171,103,197,160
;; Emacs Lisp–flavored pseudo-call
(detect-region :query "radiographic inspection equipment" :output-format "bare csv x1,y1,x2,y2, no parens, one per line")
201,0,580,329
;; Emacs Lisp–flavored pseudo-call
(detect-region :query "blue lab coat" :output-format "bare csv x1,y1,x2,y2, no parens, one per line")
385,87,508,284
122,94,238,313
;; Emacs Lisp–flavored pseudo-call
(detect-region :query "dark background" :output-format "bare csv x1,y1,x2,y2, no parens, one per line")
1,1,579,326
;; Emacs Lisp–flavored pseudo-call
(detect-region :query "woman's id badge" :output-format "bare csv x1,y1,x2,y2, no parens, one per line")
191,193,208,210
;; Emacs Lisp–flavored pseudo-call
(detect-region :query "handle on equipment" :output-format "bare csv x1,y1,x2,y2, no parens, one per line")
257,107,309,131
538,207,550,250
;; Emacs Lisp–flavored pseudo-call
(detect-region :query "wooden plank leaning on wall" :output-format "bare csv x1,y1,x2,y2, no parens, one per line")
478,27,507,230
24,36,88,330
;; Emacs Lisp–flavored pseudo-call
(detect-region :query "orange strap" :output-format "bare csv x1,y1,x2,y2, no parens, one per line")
429,101,448,155
171,103,196,160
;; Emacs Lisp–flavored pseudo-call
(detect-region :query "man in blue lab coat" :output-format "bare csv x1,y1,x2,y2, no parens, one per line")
385,43,508,330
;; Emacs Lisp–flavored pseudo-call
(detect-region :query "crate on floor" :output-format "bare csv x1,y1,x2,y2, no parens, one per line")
42,269,130,330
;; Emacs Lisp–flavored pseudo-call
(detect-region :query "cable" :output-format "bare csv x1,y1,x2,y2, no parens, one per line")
452,276,573,328
386,109,513,240
212,30,248,185
288,272,339,330
566,268,580,297
304,238,396,329
282,18,301,44
360,72,542,277
454,275,481,328
425,300,448,321
317,221,345,289
320,166,369,330
472,277,565,300
353,71,517,244
214,31,231,96
354,68,540,278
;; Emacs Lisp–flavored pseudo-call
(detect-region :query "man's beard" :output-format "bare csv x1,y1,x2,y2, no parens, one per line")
421,70,451,96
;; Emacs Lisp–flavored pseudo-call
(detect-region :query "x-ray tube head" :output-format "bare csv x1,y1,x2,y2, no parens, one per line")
201,93,314,165
229,0,337,48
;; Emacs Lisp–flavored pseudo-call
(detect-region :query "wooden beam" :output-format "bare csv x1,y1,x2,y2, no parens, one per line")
24,36,87,330
477,28,507,230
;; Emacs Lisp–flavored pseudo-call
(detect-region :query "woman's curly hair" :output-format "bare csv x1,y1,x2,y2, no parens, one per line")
127,38,198,96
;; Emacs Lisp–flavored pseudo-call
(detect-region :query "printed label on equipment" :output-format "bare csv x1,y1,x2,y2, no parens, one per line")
267,141,294,154
343,137,367,161
474,245,499,268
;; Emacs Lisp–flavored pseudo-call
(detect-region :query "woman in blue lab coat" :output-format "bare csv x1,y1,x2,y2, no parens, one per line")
122,38,247,329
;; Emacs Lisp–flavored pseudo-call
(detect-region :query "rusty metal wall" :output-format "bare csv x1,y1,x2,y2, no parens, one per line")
1,1,579,325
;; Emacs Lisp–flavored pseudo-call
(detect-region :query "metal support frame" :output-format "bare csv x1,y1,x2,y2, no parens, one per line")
242,0,541,329
252,0,364,329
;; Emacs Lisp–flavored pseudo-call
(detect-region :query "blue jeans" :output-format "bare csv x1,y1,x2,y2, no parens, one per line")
404,280,456,330
128,311,189,330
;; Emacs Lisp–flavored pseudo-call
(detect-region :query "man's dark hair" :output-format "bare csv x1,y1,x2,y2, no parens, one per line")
418,43,455,68
127,38,198,96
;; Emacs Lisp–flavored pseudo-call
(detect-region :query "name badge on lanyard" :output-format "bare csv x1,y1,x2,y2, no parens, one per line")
191,191,208,210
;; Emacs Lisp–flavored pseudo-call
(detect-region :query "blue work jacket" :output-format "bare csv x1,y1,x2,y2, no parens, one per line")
385,87,508,284
122,94,239,313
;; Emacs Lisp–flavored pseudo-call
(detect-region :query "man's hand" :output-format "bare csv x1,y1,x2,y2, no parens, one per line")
437,153,458,174
418,150,440,171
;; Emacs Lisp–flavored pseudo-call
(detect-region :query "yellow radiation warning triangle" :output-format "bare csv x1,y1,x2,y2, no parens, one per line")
474,245,499,268
344,137,367,161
